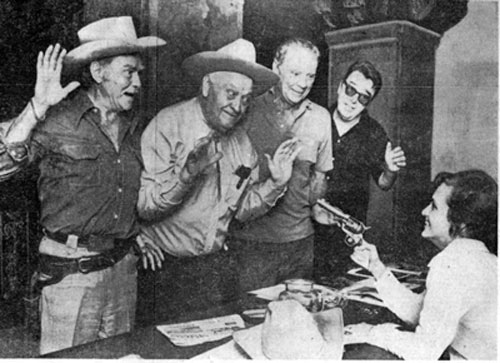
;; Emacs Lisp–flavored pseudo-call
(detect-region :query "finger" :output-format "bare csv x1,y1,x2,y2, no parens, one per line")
62,81,81,97
141,255,148,270
276,138,298,154
288,145,301,161
386,141,392,153
391,146,402,153
49,43,61,70
203,151,223,169
147,252,156,271
193,136,212,151
43,44,54,70
36,51,44,73
391,151,405,159
54,47,67,75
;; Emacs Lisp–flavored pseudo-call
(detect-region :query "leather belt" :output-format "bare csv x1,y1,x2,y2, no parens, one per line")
43,229,127,251
39,238,134,276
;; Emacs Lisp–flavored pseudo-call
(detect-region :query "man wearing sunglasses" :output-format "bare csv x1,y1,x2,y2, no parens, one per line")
313,60,406,279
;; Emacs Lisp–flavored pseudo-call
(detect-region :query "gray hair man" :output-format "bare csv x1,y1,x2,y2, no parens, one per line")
136,38,299,323
0,16,165,354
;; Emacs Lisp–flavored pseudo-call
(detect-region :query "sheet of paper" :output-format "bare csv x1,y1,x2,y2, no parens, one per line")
156,314,245,347
190,340,249,360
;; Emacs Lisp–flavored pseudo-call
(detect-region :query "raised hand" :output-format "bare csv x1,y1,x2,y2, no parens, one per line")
32,44,81,116
180,134,223,183
384,142,406,172
265,137,301,188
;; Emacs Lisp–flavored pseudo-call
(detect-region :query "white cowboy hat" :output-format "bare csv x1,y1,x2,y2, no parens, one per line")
182,38,278,95
64,16,165,65
232,300,344,359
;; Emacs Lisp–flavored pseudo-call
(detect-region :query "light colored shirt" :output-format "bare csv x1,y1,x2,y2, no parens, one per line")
138,97,285,257
230,88,332,243
367,238,497,360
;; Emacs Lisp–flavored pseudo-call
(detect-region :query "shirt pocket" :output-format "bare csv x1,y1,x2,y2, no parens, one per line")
57,142,102,187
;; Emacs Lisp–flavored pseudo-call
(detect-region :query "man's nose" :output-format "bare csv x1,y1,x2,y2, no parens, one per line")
297,75,308,89
421,204,430,216
132,72,141,89
230,97,242,113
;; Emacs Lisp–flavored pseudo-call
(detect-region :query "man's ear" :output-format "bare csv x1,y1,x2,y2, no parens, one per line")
89,61,103,84
201,75,210,97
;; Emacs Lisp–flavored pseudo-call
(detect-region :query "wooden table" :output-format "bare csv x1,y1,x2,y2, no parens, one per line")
42,293,402,359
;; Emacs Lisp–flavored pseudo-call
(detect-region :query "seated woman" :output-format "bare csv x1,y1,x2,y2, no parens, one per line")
345,169,497,360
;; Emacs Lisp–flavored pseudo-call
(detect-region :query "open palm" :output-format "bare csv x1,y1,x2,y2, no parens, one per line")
33,44,80,109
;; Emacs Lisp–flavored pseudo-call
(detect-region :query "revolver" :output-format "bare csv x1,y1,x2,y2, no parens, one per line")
316,199,370,247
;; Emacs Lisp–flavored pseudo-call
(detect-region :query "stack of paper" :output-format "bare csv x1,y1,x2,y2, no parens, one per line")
156,314,245,347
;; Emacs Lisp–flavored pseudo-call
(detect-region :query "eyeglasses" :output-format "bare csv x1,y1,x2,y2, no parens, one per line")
343,81,372,106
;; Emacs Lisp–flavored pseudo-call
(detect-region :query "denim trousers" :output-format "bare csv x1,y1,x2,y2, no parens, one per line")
40,252,138,355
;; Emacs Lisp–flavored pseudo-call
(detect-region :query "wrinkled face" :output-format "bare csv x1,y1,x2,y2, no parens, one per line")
202,71,253,133
273,45,318,106
421,183,453,249
336,70,374,122
93,55,144,112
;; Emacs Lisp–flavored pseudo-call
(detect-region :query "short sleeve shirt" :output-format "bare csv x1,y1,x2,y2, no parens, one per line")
230,88,333,243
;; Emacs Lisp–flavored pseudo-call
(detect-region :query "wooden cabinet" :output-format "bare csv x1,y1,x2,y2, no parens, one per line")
325,21,440,259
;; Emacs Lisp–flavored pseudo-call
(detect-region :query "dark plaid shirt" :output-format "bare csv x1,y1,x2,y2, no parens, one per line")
326,106,388,222
0,90,142,240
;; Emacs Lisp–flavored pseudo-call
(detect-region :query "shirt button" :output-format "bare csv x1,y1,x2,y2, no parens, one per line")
118,188,123,193
117,159,121,164
113,213,118,219
337,139,341,143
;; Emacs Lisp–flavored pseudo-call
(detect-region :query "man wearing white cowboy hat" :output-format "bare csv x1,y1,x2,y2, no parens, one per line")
1,16,165,354
136,38,300,323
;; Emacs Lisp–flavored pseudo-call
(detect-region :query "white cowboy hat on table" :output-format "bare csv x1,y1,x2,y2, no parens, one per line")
233,299,344,359
64,16,166,66
182,38,278,95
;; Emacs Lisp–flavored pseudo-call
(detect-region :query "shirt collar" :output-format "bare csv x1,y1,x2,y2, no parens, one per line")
71,90,140,135
194,96,215,138
268,86,312,115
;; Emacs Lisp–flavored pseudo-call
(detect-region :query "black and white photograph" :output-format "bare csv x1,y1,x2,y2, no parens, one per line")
0,0,497,359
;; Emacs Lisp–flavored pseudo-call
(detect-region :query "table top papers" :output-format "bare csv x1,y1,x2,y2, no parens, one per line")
156,314,245,347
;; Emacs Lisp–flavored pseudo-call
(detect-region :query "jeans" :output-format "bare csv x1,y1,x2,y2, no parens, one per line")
40,252,138,355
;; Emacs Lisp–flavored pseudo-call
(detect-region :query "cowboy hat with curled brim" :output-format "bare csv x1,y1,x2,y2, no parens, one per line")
233,300,344,359
64,16,166,66
182,38,278,96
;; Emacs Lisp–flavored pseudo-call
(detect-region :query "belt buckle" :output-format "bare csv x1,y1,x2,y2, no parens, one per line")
77,257,93,274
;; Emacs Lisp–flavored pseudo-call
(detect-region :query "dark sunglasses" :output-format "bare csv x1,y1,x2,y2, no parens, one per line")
343,81,372,106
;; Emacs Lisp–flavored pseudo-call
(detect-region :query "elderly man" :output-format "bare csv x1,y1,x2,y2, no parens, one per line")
314,60,407,279
0,17,165,354
137,39,299,323
228,38,333,293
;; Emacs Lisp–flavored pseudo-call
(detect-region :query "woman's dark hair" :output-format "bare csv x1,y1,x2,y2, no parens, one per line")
433,169,498,254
